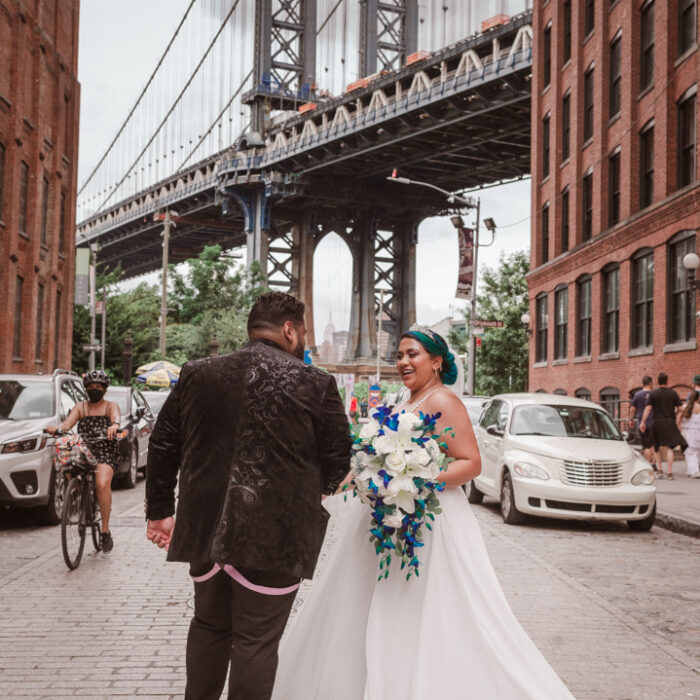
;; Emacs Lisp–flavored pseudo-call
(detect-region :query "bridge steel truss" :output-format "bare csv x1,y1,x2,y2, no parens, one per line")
76,10,533,360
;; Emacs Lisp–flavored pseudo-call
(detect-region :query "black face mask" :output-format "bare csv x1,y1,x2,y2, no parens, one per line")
87,388,105,403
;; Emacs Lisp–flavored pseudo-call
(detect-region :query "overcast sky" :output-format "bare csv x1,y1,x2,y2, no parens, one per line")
78,0,531,333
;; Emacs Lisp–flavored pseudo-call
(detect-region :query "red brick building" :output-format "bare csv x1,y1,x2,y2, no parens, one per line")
527,0,699,421
0,0,80,373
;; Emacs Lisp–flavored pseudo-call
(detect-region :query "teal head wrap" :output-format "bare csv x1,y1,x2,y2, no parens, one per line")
401,325,459,386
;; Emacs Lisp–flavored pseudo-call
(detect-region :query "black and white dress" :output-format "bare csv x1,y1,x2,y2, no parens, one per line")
77,403,120,471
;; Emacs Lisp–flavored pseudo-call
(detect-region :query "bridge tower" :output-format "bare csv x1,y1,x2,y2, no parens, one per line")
360,0,418,75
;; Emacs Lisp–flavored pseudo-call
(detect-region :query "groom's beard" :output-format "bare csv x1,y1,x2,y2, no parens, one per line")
292,339,305,360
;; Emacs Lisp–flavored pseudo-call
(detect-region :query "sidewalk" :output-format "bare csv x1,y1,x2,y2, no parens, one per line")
654,460,700,538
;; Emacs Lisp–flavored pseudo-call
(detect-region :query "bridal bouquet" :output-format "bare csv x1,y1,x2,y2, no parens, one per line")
349,406,453,581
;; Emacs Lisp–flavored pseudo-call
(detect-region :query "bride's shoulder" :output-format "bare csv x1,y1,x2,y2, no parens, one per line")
423,388,468,418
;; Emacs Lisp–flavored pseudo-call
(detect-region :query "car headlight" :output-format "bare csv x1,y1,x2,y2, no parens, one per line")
631,468,655,486
513,461,550,480
1,435,47,454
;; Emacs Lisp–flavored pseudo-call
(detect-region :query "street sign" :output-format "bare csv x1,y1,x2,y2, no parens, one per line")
474,320,504,328
82,344,102,352
95,300,104,314
471,327,485,336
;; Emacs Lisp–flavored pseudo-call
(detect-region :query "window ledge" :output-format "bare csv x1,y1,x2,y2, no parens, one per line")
40,243,49,252
541,174,550,185
533,361,548,369
561,58,571,72
598,351,620,361
608,113,621,128
34,359,43,364
18,231,30,240
12,356,23,363
560,157,570,169
552,358,568,366
541,83,551,97
583,30,595,46
663,340,697,353
574,355,592,364
628,346,654,357
675,44,697,68
58,252,67,260
0,219,5,228
638,84,654,101
582,137,593,151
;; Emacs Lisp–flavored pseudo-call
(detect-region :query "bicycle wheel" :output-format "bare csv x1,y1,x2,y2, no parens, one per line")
61,478,86,570
90,484,102,552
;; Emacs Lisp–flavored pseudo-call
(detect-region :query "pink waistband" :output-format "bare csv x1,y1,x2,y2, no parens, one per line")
191,563,301,596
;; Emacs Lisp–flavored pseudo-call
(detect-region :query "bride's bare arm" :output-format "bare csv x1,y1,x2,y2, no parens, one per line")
421,391,481,488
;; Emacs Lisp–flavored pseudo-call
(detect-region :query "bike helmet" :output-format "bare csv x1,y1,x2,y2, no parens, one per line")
82,369,110,388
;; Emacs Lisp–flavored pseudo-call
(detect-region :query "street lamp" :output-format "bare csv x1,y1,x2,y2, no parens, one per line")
521,312,532,336
683,252,700,289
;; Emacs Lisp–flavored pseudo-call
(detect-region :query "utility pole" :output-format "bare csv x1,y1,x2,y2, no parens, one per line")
88,244,98,371
376,289,384,383
466,199,480,396
159,211,173,358
100,288,107,370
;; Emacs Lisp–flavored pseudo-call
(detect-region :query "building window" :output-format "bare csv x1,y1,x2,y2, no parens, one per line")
54,290,62,368
553,388,567,396
600,387,621,424
602,264,620,353
13,277,23,358
585,0,595,36
563,0,572,62
0,142,5,222
543,24,551,88
609,34,622,119
576,275,592,357
59,191,66,252
554,285,568,360
678,92,696,189
40,177,49,246
18,161,29,234
632,249,654,349
640,121,654,208
542,115,550,180
640,1,654,91
541,204,550,264
679,0,696,56
561,187,570,252
582,171,593,241
584,66,594,142
608,149,621,226
36,283,45,361
536,293,548,363
575,387,591,401
668,232,697,343
562,93,570,161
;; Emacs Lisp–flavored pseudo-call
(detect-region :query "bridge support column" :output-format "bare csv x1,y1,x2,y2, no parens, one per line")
347,216,376,361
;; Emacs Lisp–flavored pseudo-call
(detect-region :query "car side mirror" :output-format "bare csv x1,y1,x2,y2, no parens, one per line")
486,424,504,437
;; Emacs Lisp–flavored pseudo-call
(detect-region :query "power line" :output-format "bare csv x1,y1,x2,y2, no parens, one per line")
317,0,346,35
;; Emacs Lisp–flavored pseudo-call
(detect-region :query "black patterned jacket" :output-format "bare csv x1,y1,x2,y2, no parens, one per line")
145,339,352,579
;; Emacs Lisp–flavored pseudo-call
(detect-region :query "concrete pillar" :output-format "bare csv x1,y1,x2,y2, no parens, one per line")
347,216,376,360
294,211,316,350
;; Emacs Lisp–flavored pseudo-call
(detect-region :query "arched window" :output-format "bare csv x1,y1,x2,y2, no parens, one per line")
553,388,567,396
631,248,654,349
600,387,621,424
575,387,591,401
667,230,696,344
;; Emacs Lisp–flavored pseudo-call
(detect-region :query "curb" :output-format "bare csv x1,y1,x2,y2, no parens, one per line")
655,510,700,539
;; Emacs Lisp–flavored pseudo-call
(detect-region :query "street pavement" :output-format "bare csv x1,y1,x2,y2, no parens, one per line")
0,480,699,699
655,462,700,537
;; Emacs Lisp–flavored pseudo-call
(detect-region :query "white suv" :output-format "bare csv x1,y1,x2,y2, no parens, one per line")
0,370,88,524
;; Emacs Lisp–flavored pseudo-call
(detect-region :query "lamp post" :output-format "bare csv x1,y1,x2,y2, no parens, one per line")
683,252,700,336
386,174,495,395
521,312,532,336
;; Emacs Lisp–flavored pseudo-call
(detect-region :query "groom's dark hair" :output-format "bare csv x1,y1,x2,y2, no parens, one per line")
247,291,306,334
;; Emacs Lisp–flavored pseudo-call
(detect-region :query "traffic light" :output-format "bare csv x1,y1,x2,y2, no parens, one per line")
476,336,482,349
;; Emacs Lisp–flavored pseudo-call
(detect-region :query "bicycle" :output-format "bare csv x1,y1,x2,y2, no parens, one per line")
52,431,103,570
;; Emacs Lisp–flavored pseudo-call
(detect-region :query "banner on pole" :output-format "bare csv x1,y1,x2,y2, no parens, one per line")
74,249,90,305
455,227,474,300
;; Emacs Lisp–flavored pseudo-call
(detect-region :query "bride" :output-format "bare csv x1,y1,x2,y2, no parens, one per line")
272,326,575,699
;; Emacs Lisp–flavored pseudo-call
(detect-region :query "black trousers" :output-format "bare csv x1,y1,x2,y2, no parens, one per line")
185,563,299,700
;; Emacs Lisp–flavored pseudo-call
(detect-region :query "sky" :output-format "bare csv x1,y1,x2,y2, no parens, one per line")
77,0,532,333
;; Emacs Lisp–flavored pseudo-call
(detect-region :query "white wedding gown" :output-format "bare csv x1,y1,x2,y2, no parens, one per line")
272,487,575,700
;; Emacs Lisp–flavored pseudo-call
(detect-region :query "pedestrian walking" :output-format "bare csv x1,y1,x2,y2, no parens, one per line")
640,373,688,480
629,376,655,468
678,390,700,478
349,393,359,423
145,291,351,700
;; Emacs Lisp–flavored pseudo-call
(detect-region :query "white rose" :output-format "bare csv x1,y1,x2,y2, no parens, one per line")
359,419,380,441
406,448,430,468
384,510,404,529
397,412,424,436
384,490,417,514
384,450,407,475
424,438,441,461
385,472,417,496
374,434,399,455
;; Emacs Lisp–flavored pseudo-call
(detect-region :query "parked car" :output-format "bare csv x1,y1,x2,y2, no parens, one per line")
461,395,489,426
104,386,155,485
0,370,87,524
140,389,171,419
468,393,656,530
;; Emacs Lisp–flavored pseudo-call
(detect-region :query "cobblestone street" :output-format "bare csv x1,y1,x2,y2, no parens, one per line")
0,482,698,699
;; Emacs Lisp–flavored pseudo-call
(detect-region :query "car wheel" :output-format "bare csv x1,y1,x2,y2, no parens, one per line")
500,471,526,525
120,444,138,489
37,465,66,525
628,501,656,532
465,480,484,504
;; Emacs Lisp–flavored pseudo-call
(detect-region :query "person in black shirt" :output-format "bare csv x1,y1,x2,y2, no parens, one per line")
629,375,655,467
640,372,688,479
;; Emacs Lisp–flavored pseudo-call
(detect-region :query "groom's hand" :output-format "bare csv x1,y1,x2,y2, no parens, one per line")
147,517,175,551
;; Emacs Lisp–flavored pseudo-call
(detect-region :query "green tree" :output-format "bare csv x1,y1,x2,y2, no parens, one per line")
470,250,530,396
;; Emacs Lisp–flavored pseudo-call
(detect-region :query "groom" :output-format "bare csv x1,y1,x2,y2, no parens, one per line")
145,291,351,700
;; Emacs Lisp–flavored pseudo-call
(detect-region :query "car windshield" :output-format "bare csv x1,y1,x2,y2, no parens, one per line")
510,404,622,440
105,390,128,415
0,380,54,420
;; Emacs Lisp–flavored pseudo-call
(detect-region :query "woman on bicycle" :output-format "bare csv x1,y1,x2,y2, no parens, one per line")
48,370,121,552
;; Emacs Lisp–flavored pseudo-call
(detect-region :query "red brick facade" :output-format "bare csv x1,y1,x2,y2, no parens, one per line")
0,0,80,373
528,0,700,413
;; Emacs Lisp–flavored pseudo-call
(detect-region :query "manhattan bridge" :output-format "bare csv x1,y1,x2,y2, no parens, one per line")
76,0,533,361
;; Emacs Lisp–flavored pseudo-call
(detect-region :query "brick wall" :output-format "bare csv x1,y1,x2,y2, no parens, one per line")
0,0,80,373
528,0,700,402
